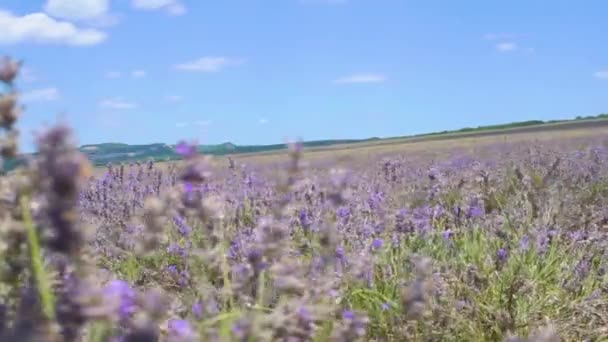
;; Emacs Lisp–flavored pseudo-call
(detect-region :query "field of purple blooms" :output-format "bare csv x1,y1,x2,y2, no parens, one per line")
2,57,608,342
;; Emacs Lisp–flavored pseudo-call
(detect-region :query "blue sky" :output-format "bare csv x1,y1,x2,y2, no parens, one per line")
1,0,607,151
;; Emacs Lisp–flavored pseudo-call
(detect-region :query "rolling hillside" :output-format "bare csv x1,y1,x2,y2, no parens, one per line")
2,113,607,171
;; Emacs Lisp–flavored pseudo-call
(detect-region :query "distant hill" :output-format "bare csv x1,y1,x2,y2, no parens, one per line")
73,138,380,166
2,113,607,171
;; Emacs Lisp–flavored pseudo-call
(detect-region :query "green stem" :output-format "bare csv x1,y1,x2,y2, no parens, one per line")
20,195,55,321
256,270,266,307
220,240,233,309
88,321,112,342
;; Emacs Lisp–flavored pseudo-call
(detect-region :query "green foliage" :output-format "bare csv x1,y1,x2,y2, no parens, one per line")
334,225,598,341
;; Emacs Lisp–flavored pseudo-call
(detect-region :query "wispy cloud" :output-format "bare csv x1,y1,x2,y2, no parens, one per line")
174,57,244,72
258,118,269,124
105,70,147,79
334,73,387,84
0,10,107,46
131,70,146,78
99,98,137,109
44,0,108,20
495,42,517,52
21,87,60,102
175,121,188,128
483,33,532,53
595,70,608,80
165,95,184,102
131,0,186,16
44,0,122,27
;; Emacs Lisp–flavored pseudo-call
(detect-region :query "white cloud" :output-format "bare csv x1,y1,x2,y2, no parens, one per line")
0,10,106,46
44,0,109,20
258,118,269,124
484,33,531,53
100,98,137,109
595,70,608,80
105,70,121,79
174,57,244,72
21,87,59,102
496,42,517,52
131,70,146,78
334,73,386,84
167,3,186,15
131,0,187,15
165,95,183,102
105,70,146,79
175,121,188,128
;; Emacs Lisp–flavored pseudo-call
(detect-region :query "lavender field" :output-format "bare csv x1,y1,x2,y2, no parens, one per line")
2,60,608,342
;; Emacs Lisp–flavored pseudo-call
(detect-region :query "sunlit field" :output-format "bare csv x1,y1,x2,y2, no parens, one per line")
1,56,607,342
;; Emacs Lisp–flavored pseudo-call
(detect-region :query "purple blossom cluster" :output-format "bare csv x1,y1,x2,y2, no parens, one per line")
1,57,607,341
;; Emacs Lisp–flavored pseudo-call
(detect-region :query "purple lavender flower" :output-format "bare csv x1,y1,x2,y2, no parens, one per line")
297,306,311,321
361,224,375,239
172,215,192,236
371,238,383,250
336,206,350,224
175,140,197,158
335,245,345,260
178,270,190,287
568,230,586,242
168,319,196,340
432,204,445,220
519,235,530,252
298,209,312,230
335,309,368,340
465,204,484,219
367,191,384,211
192,301,203,320
167,243,188,257
535,230,551,255
103,280,136,319
246,249,267,271
342,310,355,320
395,208,410,233
496,248,508,264
412,205,433,233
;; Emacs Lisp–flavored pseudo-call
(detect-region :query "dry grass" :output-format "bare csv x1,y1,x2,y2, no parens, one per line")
92,125,608,174
231,125,608,165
